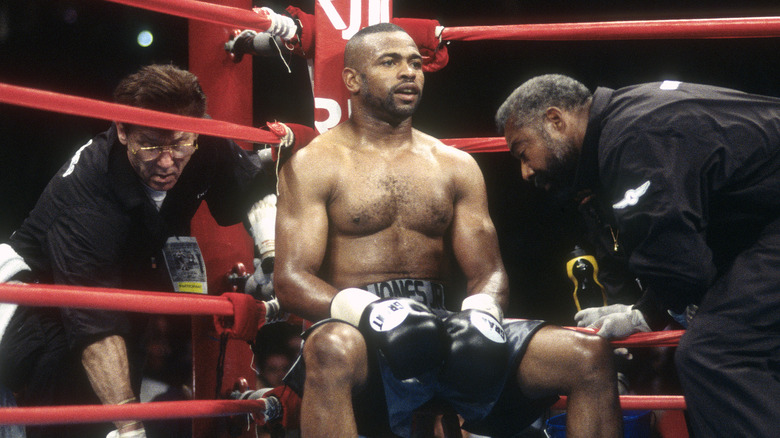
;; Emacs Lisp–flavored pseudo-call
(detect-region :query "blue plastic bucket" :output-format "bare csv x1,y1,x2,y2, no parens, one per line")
545,410,652,438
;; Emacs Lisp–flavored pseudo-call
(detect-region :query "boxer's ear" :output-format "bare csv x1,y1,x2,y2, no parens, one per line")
343,67,361,94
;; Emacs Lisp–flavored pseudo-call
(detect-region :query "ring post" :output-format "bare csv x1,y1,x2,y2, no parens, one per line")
188,1,256,437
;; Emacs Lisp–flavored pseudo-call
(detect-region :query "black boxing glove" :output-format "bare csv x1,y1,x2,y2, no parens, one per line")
330,288,445,380
440,294,509,401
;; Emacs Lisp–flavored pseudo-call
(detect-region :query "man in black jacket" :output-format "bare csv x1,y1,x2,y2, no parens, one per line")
0,64,274,438
496,74,780,437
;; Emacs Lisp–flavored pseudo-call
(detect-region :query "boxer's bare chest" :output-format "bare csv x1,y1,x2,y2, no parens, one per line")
329,149,454,238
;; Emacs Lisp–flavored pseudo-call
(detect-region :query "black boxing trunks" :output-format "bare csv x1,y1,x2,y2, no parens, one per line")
283,279,556,437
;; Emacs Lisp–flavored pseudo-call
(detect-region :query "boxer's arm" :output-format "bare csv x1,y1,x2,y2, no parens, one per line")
449,152,509,311
274,145,337,321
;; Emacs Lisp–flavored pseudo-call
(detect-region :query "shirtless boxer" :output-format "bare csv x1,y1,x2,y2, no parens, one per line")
274,23,622,438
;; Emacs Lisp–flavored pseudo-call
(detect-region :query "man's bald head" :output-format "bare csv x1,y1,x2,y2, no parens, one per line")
344,22,410,70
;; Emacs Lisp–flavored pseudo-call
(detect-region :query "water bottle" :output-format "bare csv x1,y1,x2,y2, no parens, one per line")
566,245,607,311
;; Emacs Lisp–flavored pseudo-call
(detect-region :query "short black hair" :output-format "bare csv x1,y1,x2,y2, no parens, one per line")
344,22,409,68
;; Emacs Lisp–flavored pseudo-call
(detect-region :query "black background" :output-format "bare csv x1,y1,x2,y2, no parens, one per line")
2,0,779,323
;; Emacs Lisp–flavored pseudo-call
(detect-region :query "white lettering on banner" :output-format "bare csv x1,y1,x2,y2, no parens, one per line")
314,97,343,133
318,0,347,30
62,139,92,178
319,0,387,40
368,0,390,28
343,0,362,40
306,59,315,92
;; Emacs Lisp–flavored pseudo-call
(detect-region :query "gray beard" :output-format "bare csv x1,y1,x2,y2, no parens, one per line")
533,133,579,192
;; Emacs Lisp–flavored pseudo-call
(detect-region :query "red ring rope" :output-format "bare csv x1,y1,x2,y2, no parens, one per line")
552,395,686,411
443,137,508,154
0,80,503,152
442,16,780,41
105,0,272,32
0,283,234,316
0,400,265,426
0,283,688,424
1,283,683,347
0,394,686,426
568,327,684,348
0,83,280,145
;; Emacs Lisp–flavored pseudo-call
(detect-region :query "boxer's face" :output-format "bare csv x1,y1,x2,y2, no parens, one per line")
358,31,424,120
505,122,579,192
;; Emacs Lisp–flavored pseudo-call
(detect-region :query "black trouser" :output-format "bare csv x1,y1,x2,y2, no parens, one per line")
676,216,780,437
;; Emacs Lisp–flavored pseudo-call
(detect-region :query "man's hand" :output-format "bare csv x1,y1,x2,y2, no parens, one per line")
574,304,651,338
330,288,445,380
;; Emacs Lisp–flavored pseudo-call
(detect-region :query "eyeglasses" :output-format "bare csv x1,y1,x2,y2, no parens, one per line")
131,140,198,162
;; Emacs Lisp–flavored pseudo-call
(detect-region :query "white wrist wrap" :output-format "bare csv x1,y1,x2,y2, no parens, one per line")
258,7,298,40
264,297,281,322
330,288,379,326
461,293,503,323
247,194,277,260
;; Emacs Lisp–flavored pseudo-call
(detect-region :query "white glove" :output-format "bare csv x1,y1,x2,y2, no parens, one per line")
106,426,146,438
575,303,630,327
247,194,277,262
574,303,650,338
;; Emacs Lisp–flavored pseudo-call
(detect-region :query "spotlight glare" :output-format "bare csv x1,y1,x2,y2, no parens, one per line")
137,30,153,48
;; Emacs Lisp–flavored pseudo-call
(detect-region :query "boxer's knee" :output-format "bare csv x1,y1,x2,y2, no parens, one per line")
568,333,615,387
520,327,615,396
303,322,367,386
